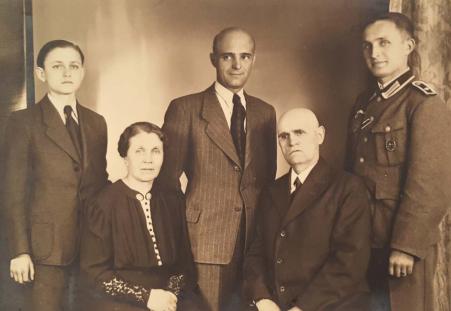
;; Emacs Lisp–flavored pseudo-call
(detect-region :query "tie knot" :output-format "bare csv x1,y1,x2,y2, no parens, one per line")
64,105,73,117
233,94,242,106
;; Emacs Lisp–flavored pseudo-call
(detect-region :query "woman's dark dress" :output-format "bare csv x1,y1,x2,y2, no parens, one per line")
80,180,199,310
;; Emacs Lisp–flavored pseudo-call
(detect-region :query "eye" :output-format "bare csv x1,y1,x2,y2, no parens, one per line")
362,42,371,51
152,148,162,154
241,54,252,60
221,55,232,61
293,129,305,136
69,64,80,70
278,133,288,140
380,39,390,47
52,64,63,70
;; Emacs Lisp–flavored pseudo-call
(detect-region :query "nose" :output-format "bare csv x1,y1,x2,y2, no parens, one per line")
62,66,71,77
143,152,153,163
232,56,241,70
288,135,298,146
370,45,380,59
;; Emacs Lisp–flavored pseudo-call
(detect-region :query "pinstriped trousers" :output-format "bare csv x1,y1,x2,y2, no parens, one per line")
196,213,246,311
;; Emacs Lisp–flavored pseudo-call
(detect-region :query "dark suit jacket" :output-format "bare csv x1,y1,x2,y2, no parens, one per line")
244,158,371,311
2,95,108,266
160,84,277,264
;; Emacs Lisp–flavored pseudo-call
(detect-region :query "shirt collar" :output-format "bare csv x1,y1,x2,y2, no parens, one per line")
47,93,78,122
214,81,246,108
290,159,318,192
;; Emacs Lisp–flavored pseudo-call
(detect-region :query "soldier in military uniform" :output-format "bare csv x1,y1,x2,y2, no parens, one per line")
346,12,451,311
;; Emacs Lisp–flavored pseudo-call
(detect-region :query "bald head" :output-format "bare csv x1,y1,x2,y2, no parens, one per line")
278,108,325,173
212,27,255,54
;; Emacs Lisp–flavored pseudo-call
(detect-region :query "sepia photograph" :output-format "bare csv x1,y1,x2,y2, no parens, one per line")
0,0,450,310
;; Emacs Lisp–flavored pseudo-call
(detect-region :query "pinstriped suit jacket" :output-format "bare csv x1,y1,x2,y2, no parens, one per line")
161,84,277,265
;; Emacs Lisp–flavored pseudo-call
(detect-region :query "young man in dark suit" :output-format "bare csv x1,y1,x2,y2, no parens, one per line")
160,28,277,310
3,40,108,310
244,108,371,311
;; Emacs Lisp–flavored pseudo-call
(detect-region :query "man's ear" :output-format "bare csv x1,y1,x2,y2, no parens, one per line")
210,53,217,67
317,125,325,145
405,37,416,56
35,67,46,82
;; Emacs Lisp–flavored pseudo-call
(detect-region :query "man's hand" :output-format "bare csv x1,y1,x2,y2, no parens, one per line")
288,307,303,311
147,289,177,311
10,254,34,284
255,299,281,311
389,249,414,278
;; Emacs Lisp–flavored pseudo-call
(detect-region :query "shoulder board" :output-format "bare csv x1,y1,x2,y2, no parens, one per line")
411,80,437,96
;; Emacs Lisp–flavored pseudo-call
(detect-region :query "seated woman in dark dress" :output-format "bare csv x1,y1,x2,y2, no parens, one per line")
81,122,200,311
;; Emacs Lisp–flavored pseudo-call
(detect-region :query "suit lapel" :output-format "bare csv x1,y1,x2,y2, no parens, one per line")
41,96,81,163
201,85,241,167
269,173,291,218
243,93,256,169
77,104,89,169
282,158,334,226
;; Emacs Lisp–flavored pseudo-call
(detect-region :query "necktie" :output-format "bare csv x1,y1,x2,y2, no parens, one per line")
231,94,246,165
290,177,302,201
64,105,83,160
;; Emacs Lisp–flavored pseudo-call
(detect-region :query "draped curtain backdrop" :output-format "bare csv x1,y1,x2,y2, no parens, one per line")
390,0,451,310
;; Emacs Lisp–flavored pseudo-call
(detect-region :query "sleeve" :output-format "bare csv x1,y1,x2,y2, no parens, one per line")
2,112,32,258
80,200,150,307
390,97,451,259
169,192,197,296
160,99,190,190
295,177,371,310
243,191,274,303
266,106,277,183
99,115,109,184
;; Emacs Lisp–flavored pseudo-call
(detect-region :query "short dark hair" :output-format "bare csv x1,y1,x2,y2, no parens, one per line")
118,122,165,158
36,40,85,68
364,12,421,73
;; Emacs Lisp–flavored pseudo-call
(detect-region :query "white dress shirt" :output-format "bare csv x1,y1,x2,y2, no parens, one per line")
214,81,246,129
47,93,78,124
290,160,318,194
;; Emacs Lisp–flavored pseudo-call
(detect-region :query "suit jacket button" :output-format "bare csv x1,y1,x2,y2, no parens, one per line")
280,231,286,238
233,165,240,172
73,165,80,172
276,258,283,264
279,286,285,293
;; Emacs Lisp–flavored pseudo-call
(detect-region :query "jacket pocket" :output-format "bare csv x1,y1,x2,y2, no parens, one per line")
31,223,54,261
186,208,201,223
371,118,406,166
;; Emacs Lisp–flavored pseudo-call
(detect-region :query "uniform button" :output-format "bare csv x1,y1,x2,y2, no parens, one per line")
279,286,285,293
385,125,391,132
233,165,240,172
234,206,242,212
363,137,368,143
280,231,286,238
359,157,365,163
276,258,283,264
376,96,382,102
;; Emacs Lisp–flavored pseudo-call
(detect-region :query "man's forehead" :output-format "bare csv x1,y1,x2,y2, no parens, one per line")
363,20,402,40
216,31,254,51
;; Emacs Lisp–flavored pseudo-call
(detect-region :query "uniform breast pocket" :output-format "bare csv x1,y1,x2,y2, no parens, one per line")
371,119,406,166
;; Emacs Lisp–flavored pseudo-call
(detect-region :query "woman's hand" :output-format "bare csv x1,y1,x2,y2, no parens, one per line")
10,254,34,284
147,289,177,311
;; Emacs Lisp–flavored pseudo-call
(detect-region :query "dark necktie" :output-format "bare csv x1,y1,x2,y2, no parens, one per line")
64,105,82,159
290,177,302,201
231,94,246,165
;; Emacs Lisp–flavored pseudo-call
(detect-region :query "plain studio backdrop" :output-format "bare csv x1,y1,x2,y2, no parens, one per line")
32,0,387,181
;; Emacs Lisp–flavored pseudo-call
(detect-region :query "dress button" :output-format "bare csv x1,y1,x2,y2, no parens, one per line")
280,231,286,238
385,125,391,132
279,286,285,293
376,96,382,102
363,137,368,143
276,258,283,264
359,157,365,163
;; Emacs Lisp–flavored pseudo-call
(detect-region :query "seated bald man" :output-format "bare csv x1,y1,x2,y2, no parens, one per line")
243,108,371,311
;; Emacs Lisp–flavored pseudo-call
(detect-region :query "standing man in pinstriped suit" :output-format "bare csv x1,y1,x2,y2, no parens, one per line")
160,27,277,310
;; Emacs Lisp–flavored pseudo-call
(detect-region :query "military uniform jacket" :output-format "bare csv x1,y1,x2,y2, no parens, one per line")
346,71,451,258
